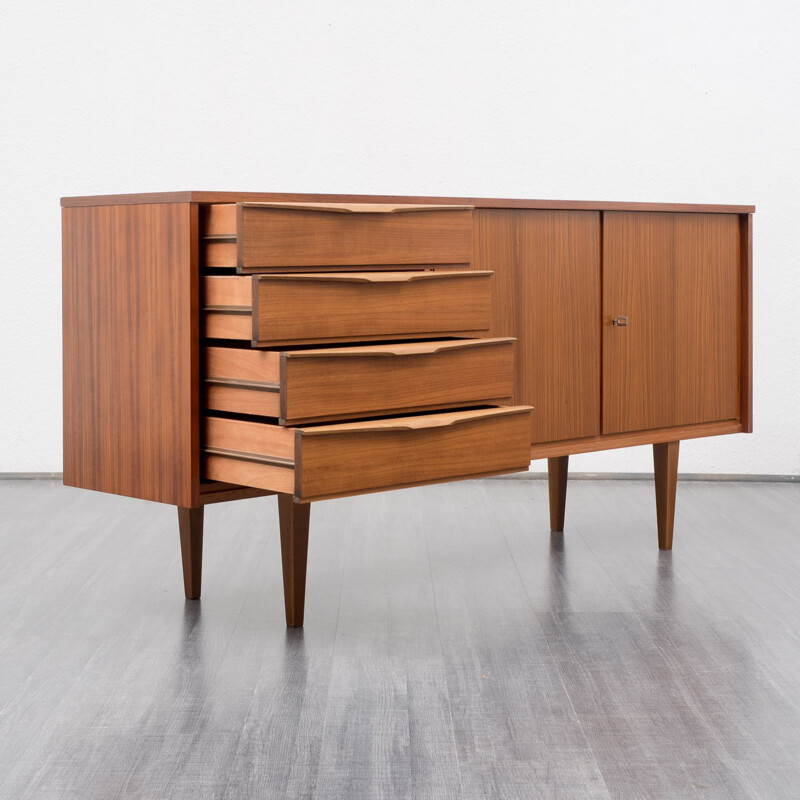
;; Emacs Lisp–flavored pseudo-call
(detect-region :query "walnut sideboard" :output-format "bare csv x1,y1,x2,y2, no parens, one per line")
61,192,754,627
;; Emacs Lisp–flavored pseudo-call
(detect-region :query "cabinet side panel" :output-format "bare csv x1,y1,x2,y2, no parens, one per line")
62,203,198,506
739,213,753,432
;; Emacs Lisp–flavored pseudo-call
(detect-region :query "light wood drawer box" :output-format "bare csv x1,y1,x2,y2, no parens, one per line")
201,202,473,271
204,338,516,425
203,407,533,502
203,271,492,346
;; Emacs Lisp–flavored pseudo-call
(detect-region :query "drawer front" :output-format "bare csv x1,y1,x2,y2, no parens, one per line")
201,202,473,271
204,338,515,424
203,271,492,346
203,407,532,501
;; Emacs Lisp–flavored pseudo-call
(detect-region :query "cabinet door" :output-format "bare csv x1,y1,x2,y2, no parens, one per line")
602,212,740,435
475,209,601,444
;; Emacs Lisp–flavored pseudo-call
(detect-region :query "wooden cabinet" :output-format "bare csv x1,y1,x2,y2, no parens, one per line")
61,191,753,627
477,208,748,446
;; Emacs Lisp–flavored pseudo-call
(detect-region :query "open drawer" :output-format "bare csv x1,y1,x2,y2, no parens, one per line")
201,201,473,271
203,406,532,502
203,270,492,346
204,338,515,425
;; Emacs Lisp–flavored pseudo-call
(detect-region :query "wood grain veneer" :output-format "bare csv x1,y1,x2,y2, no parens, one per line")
530,419,742,459
474,209,601,444
205,347,281,382
62,202,199,506
739,213,753,432
205,416,294,461
473,210,518,392
602,212,740,434
296,407,532,500
203,338,515,425
204,346,281,417
281,338,513,424
62,191,755,214
203,271,493,346
517,210,601,443
298,406,526,433
653,441,680,550
203,382,281,418
673,213,740,425
200,202,473,270
178,506,203,598
203,200,472,241
547,456,569,532
278,494,311,627
202,407,532,502
203,454,295,495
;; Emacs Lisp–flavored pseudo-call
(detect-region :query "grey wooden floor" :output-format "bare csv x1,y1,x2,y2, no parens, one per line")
1,478,799,799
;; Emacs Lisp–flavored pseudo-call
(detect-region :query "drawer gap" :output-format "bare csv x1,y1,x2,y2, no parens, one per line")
205,377,279,392
204,404,503,428
203,409,281,424
254,336,472,352
295,404,501,429
202,337,477,353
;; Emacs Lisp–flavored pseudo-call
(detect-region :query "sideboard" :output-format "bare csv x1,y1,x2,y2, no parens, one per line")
61,192,753,626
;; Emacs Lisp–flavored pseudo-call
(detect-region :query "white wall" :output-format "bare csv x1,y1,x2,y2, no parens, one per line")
1,0,798,475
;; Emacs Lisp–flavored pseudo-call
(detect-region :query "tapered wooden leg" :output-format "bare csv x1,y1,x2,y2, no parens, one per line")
653,441,679,550
548,455,569,532
178,506,204,599
278,494,311,628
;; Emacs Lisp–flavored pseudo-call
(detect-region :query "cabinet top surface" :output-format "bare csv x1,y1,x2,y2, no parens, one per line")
60,191,755,214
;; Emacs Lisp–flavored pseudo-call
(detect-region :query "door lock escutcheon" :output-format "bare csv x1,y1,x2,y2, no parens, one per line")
611,315,629,327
